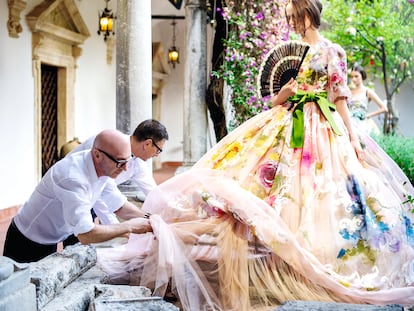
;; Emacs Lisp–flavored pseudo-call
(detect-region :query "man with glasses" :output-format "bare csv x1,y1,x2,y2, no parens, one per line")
71,119,169,222
3,129,153,263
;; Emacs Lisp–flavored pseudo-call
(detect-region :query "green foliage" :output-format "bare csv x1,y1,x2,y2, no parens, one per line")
322,0,414,99
372,134,414,185
212,0,288,127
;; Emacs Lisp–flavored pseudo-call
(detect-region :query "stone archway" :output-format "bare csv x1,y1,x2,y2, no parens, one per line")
26,0,89,179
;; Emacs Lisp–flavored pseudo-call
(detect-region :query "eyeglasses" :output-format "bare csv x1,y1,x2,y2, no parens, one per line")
147,138,163,154
96,148,130,168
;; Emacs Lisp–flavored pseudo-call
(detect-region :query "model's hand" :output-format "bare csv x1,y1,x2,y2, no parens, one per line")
350,138,365,166
272,78,298,107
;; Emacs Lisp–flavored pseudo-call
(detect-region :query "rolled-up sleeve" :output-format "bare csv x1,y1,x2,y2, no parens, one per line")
53,176,96,236
100,179,128,213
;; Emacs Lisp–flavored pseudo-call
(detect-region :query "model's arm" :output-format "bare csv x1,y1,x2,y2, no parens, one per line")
366,89,388,118
77,217,152,244
335,97,364,163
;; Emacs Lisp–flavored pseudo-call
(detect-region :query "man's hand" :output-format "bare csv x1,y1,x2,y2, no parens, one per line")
123,217,152,234
77,217,152,244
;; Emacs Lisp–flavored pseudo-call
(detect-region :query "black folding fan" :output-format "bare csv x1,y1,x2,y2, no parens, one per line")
257,41,310,98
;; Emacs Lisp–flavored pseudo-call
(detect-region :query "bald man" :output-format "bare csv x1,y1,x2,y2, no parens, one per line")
70,119,169,225
3,129,152,263
72,119,169,200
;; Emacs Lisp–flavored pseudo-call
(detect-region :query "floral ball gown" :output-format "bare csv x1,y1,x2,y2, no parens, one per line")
97,38,414,311
348,87,381,136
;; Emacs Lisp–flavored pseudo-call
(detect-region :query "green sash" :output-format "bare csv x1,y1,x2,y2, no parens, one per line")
288,90,342,148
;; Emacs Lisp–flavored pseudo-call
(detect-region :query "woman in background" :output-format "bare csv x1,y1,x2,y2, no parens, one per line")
349,64,388,135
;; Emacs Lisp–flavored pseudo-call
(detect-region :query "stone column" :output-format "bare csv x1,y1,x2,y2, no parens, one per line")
116,0,152,134
182,0,208,166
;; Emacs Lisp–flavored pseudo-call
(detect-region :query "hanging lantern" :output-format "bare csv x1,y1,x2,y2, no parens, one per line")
97,0,115,41
168,19,180,68
168,47,180,66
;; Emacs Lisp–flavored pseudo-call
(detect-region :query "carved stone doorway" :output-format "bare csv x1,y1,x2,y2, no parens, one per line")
26,0,89,180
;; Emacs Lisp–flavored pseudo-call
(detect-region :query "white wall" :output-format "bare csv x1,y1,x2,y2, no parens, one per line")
0,0,41,208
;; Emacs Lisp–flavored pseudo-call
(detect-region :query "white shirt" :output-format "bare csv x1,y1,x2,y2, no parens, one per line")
71,135,157,195
14,150,126,244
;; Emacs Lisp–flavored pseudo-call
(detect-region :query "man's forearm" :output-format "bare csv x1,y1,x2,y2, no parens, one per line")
77,223,132,244
115,201,150,220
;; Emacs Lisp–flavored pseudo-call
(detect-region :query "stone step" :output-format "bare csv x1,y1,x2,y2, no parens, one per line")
30,244,97,309
276,301,404,311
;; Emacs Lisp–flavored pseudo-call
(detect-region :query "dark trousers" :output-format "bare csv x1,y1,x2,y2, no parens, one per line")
62,234,79,247
3,219,57,263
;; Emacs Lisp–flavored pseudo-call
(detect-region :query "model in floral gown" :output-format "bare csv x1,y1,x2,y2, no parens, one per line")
97,0,414,310
348,64,388,136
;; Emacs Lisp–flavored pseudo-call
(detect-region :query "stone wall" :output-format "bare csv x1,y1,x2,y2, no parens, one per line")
0,244,178,311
